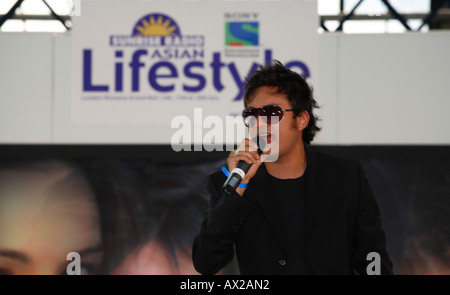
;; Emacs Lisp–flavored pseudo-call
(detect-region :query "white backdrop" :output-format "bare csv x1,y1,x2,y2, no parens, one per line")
1,32,450,144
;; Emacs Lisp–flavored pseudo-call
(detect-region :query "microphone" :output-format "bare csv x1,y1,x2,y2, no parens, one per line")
223,137,265,195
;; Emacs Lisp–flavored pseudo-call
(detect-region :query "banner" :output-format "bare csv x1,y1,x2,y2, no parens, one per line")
0,146,448,275
71,0,318,144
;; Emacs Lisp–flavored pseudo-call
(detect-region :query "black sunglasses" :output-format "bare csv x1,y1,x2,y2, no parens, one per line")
242,104,294,127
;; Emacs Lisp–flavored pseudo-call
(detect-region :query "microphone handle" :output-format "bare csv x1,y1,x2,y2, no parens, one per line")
223,161,251,195
222,140,264,195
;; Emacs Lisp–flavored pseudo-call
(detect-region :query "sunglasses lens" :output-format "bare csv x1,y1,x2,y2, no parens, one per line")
242,109,258,127
243,105,285,126
263,105,283,124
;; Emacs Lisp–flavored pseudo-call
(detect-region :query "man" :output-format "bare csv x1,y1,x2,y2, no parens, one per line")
192,61,393,275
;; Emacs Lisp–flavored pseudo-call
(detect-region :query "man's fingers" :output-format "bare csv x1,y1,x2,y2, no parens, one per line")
235,153,256,164
229,151,259,164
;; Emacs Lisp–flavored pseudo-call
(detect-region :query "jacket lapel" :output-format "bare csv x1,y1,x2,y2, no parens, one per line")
304,148,327,239
247,164,287,252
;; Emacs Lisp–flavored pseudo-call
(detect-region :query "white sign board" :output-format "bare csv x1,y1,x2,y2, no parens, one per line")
71,0,318,145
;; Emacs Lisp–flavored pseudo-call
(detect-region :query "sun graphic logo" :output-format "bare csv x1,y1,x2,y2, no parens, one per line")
132,13,181,37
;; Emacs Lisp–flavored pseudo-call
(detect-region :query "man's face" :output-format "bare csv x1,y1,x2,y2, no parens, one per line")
246,86,305,161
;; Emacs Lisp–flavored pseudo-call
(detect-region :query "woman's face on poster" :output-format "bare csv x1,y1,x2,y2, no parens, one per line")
110,240,200,275
0,162,103,275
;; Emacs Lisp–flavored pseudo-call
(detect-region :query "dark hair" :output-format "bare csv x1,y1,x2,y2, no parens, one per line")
81,159,212,273
80,159,145,274
244,60,321,145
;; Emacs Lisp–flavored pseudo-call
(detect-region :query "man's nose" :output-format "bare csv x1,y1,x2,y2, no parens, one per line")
257,115,270,134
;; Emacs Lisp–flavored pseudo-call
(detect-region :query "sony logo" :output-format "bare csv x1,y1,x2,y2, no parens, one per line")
224,12,259,20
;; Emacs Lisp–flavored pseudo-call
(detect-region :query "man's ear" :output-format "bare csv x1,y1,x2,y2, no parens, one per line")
296,110,310,131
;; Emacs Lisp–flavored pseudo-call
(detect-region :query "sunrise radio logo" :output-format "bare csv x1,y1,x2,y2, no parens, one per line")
108,12,203,47
132,13,181,37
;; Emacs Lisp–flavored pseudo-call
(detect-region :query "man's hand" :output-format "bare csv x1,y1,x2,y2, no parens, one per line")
227,138,263,196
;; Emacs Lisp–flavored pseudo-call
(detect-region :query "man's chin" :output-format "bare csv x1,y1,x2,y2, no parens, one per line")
260,149,279,163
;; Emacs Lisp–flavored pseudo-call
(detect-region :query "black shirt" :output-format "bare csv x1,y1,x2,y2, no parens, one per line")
268,167,315,274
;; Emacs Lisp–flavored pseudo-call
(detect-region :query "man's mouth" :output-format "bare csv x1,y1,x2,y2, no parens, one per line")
258,133,272,145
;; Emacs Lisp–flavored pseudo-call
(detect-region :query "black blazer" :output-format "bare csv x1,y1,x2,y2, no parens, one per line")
192,148,393,275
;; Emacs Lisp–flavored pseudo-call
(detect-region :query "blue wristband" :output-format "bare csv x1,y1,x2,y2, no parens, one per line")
221,166,248,188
